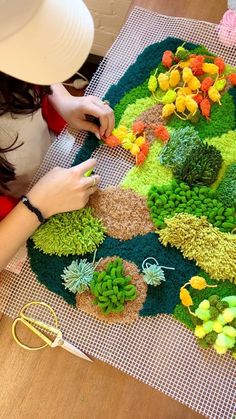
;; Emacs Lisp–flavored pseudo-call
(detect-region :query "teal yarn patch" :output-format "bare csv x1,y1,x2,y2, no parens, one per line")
28,233,199,316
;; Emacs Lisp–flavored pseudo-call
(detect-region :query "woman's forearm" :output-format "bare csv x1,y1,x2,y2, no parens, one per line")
0,201,40,271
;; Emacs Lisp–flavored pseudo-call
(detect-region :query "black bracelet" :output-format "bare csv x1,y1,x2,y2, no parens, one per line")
21,195,45,223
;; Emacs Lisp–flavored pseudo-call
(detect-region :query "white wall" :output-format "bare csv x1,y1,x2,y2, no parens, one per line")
84,0,132,56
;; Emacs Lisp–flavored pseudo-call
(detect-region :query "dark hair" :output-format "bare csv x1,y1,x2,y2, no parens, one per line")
0,72,52,190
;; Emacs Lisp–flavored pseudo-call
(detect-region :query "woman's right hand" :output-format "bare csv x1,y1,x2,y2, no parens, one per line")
27,158,99,218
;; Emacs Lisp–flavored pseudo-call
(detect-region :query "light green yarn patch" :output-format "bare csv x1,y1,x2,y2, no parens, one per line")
119,96,156,128
119,90,164,128
224,64,236,76
121,141,173,196
205,131,236,188
32,208,106,256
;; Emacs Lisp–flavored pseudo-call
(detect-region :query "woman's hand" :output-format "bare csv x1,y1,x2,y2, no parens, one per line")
27,159,99,218
49,84,115,139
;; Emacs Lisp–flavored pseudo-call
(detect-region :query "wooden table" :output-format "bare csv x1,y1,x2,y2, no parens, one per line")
0,1,227,418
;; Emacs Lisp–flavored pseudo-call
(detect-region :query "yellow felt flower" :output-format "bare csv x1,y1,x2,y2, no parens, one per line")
188,76,201,90
130,144,140,156
208,86,221,103
135,136,146,146
185,95,198,115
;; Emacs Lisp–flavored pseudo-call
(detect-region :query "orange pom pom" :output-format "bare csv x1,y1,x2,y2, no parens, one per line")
180,288,193,307
162,50,174,68
132,120,146,134
228,73,236,86
193,93,203,104
189,55,204,76
136,152,146,166
200,98,211,120
154,125,170,142
103,135,121,147
201,77,214,92
214,57,225,74
140,142,150,156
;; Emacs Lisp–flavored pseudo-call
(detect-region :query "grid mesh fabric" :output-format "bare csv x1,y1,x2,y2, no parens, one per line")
1,9,236,419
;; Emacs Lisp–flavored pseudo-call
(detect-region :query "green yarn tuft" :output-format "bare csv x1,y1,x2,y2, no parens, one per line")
121,141,173,196
167,93,235,140
217,163,236,208
160,127,223,186
32,208,106,256
62,259,95,294
206,130,236,188
147,181,236,232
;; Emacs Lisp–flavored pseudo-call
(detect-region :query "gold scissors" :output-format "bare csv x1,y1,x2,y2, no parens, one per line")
12,301,92,362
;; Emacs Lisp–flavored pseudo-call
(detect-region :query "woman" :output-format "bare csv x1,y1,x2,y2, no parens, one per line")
0,0,114,270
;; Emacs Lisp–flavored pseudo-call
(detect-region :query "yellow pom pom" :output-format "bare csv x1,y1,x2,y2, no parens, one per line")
130,144,140,156
162,103,175,118
169,69,181,87
202,63,219,75
177,87,192,96
126,132,136,143
185,95,198,115
199,300,210,310
182,67,193,83
208,86,221,103
213,320,223,333
135,136,146,146
158,73,170,91
122,140,132,150
222,308,235,323
189,276,207,290
175,95,186,113
179,60,191,69
188,76,201,91
194,325,206,339
180,287,193,307
113,127,128,141
213,343,228,355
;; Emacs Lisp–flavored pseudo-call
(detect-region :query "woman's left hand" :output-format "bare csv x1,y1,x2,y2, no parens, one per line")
49,85,115,139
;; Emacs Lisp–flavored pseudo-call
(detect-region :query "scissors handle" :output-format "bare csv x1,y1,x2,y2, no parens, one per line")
12,317,50,350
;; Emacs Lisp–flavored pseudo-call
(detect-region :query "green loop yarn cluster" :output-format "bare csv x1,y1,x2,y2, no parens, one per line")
217,163,236,208
90,257,137,315
32,208,106,256
147,181,236,232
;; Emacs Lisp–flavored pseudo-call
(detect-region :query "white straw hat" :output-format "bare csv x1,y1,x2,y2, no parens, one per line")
0,0,94,85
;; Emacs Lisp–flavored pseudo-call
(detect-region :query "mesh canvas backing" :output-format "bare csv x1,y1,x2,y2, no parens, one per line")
1,8,236,419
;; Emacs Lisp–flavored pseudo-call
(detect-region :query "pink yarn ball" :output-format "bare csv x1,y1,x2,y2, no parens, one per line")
219,10,236,46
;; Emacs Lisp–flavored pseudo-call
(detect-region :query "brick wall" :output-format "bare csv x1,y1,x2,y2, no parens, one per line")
84,0,132,56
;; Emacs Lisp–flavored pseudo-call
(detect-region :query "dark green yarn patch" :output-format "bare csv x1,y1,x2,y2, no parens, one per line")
147,181,236,232
27,239,77,306
27,233,199,316
72,134,100,167
217,163,236,208
167,93,235,140
160,126,223,186
174,272,236,330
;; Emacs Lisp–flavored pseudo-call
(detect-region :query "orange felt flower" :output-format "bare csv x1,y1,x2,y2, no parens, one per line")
193,93,203,104
214,57,225,74
180,288,193,307
201,77,214,92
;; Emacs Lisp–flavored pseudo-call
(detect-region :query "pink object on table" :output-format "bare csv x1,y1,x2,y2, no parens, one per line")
219,9,236,46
